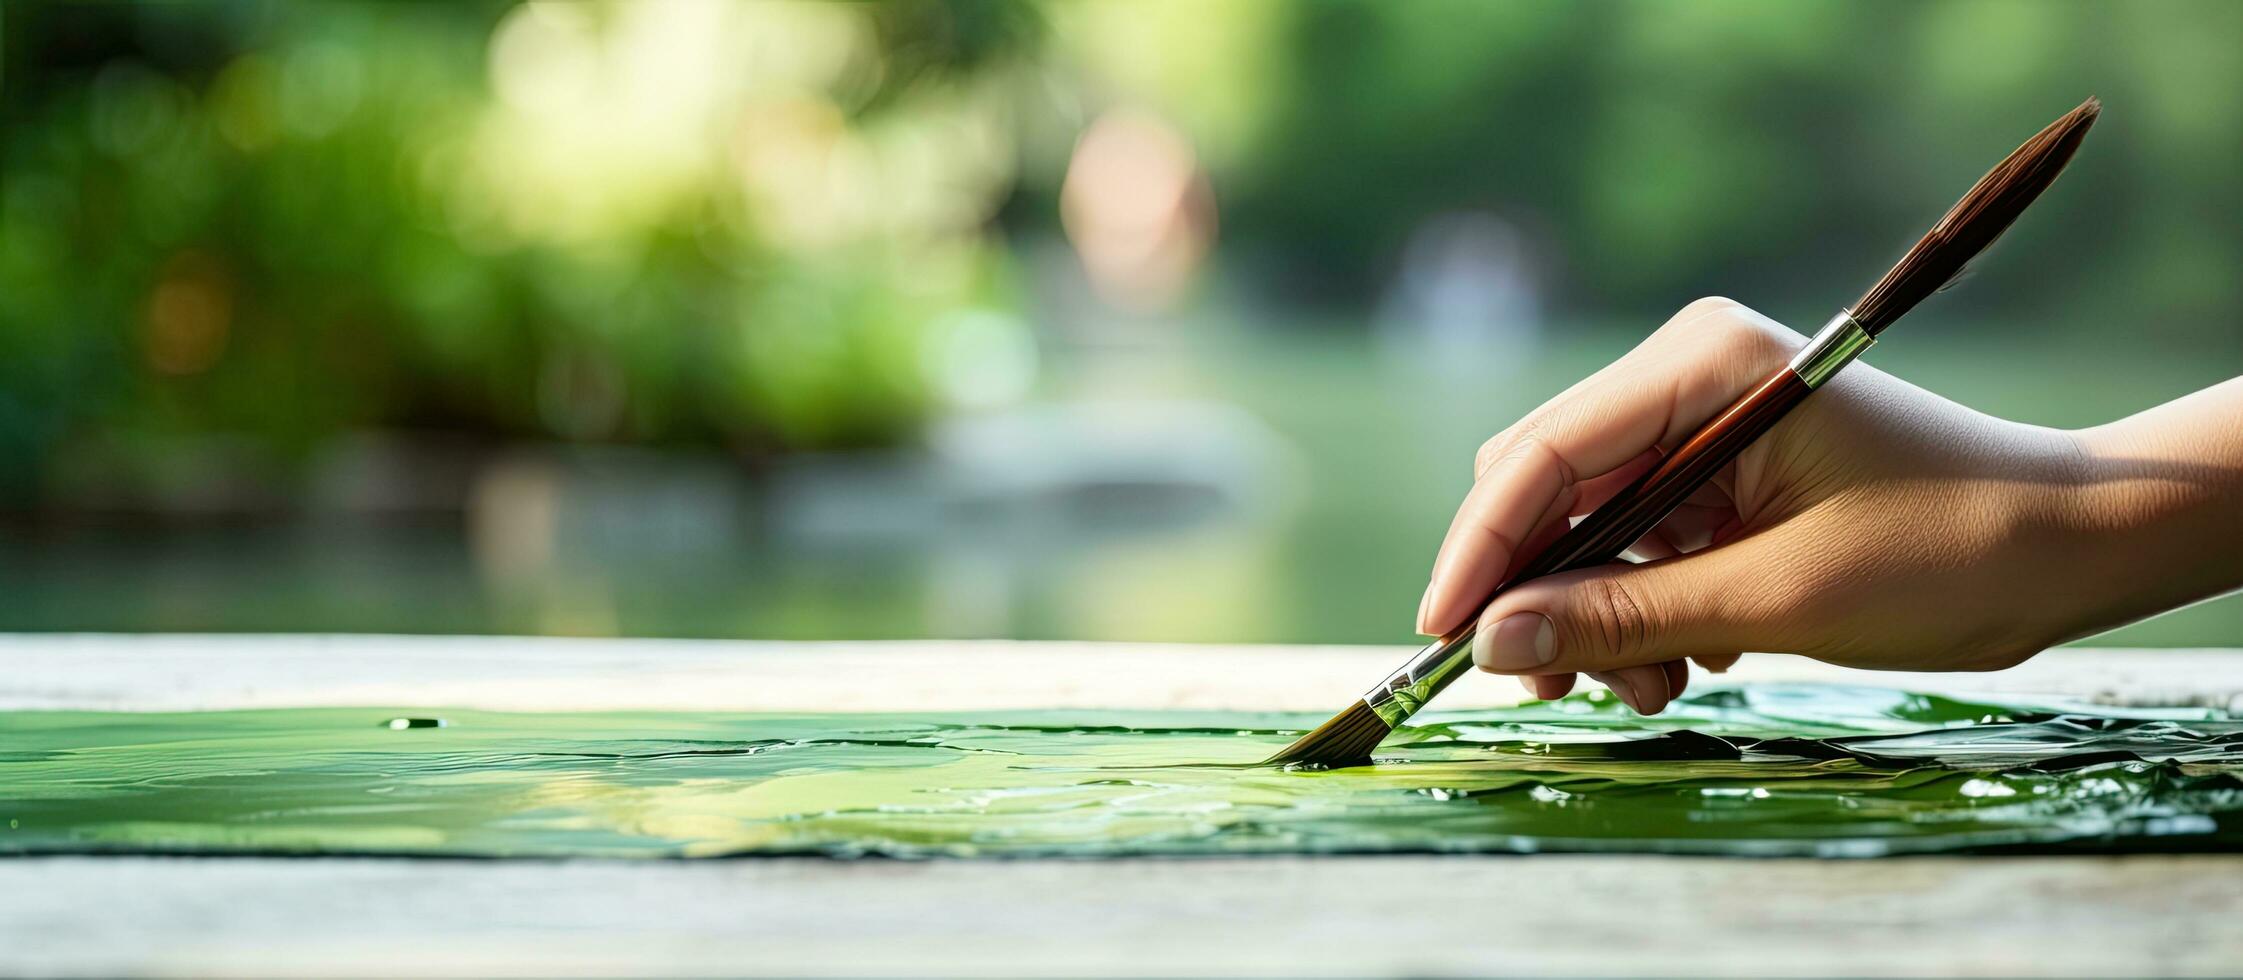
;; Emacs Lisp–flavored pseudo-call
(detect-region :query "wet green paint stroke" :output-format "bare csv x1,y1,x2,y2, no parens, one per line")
4,685,2241,858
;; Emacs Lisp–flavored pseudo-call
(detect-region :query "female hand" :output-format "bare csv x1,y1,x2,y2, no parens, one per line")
1417,297,2243,714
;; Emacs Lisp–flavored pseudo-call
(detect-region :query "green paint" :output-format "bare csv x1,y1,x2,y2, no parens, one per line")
4,685,2240,859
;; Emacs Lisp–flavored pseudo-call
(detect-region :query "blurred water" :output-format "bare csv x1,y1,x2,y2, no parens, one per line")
2,324,2238,647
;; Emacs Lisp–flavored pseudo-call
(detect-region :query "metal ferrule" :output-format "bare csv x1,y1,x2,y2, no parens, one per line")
1362,631,1478,727
1787,311,1875,388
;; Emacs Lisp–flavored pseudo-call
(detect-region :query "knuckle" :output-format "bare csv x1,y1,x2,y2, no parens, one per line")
1667,296,1787,356
1575,577,1654,667
1476,420,1554,480
1678,295,1741,321
1474,435,1506,476
1725,318,1795,363
1507,427,1573,484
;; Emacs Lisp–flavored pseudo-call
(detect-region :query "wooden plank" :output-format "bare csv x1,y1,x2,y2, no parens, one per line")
7,633,2243,713
3,854,2238,977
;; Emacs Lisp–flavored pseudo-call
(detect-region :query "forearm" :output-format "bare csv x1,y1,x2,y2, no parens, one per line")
2058,377,2243,642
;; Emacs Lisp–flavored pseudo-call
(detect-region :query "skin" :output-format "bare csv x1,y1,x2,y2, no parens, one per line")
1418,297,2243,714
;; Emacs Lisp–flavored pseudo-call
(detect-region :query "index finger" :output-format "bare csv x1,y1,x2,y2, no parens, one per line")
1417,298,1794,635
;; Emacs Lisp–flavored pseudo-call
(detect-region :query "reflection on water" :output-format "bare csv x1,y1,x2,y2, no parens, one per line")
5,685,2241,859
3,330,2240,644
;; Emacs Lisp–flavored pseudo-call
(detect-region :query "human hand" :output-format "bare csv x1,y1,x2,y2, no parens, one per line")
1417,297,2132,714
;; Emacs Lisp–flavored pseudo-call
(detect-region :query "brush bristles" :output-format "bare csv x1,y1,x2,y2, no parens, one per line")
1271,101,2100,772
1851,97,2100,334
1265,700,1393,767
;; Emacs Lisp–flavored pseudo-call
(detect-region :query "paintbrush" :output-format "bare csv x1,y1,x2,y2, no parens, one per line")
1270,97,2102,768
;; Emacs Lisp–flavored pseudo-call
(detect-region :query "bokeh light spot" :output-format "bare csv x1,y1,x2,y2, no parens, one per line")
142,252,233,377
1059,107,1215,313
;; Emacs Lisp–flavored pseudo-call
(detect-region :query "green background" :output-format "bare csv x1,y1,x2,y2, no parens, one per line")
3,1,2237,647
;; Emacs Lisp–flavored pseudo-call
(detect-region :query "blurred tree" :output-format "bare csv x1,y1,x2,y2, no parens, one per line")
2,0,2237,509
1170,0,2239,329
0,0,1042,506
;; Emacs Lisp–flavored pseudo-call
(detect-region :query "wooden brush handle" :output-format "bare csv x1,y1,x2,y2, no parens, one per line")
1358,336,1838,733
1305,99,2098,759
1508,366,1813,587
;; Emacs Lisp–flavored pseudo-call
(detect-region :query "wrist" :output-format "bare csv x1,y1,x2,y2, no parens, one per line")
2043,416,2243,643
1981,425,2111,650
2068,416,2212,540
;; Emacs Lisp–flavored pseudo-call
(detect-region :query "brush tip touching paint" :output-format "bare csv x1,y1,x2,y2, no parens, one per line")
1265,699,1390,767
1279,98,2103,769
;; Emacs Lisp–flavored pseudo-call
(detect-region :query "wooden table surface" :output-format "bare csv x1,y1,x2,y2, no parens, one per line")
5,634,2242,977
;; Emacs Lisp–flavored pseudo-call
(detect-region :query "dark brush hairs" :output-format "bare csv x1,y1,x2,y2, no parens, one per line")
1851,97,2100,335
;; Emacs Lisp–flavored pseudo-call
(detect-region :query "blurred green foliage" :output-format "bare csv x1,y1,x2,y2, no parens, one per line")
0,1,1041,502
1198,0,2243,325
2,0,2238,509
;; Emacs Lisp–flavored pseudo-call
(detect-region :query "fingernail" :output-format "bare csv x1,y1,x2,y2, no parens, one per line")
1472,613,1554,671
1518,676,1541,700
1415,582,1434,634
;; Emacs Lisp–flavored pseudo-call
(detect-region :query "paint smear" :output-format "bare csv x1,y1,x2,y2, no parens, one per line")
4,685,2240,858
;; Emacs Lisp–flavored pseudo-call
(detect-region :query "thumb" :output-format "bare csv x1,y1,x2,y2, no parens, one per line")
1468,544,1790,676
